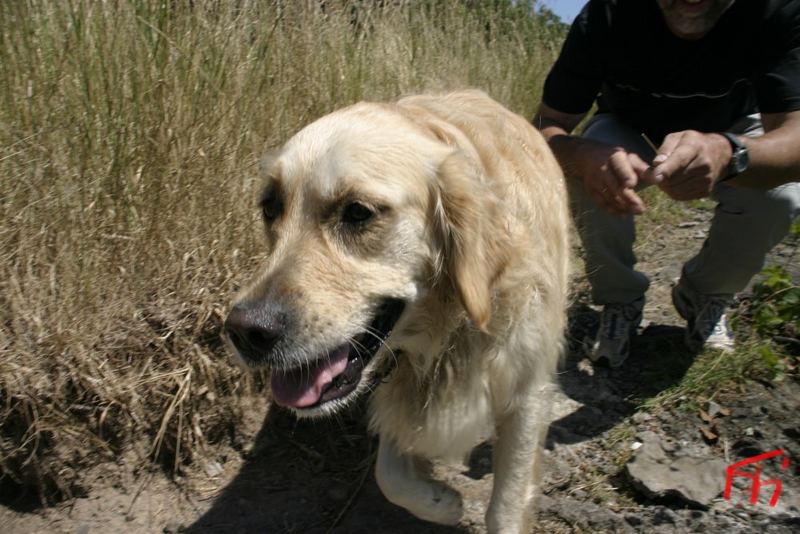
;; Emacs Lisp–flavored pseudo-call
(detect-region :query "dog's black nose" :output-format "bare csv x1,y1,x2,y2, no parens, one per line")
224,301,288,362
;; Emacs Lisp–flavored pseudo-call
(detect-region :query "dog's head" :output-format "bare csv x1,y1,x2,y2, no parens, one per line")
224,102,507,417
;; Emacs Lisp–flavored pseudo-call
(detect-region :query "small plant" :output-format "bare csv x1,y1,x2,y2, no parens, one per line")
733,264,800,381
642,264,799,412
745,265,799,343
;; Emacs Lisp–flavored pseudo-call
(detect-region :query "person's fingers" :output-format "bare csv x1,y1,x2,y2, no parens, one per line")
587,177,636,215
581,145,650,215
608,150,639,189
650,132,685,182
651,131,725,201
587,169,621,198
628,152,651,176
598,183,643,215
653,132,682,165
652,142,698,183
639,166,662,185
662,175,709,200
590,184,621,214
605,179,633,214
589,187,620,214
631,152,664,186
618,187,645,214
659,159,715,200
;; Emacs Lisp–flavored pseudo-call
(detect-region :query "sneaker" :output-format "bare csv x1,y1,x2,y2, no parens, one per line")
589,296,645,368
672,283,734,352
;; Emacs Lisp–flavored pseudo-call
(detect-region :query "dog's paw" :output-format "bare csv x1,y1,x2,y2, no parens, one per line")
406,481,463,526
485,500,534,534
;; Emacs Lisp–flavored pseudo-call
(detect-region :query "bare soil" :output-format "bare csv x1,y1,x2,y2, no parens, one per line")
2,204,798,533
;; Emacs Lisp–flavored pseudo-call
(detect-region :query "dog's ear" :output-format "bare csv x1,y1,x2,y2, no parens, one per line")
436,150,508,332
259,149,282,177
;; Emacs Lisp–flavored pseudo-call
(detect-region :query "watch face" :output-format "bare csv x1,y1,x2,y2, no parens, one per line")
723,132,749,177
731,148,749,175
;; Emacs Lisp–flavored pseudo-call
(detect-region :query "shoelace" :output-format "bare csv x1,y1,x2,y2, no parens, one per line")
696,298,729,335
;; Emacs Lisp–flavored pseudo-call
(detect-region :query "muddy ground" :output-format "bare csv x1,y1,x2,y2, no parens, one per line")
1,203,798,533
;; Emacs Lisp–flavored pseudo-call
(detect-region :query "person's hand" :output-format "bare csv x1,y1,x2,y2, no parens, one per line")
576,140,653,215
644,130,732,200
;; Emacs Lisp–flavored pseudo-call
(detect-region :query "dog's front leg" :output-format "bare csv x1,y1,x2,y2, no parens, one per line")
374,437,463,525
485,387,551,533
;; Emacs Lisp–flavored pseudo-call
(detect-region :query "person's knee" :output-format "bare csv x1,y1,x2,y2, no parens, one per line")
765,183,800,220
716,182,800,223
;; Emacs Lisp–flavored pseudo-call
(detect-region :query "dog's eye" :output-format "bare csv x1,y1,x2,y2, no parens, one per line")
342,202,374,224
261,193,283,221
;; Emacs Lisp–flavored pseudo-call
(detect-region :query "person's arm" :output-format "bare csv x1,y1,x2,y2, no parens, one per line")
534,102,653,215
533,104,586,172
534,1,657,215
646,109,800,198
731,110,800,188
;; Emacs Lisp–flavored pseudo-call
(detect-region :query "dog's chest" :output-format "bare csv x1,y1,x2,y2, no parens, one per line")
369,350,497,461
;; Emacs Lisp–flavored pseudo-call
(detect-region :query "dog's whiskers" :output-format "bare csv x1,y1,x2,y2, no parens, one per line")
361,326,399,362
365,326,402,372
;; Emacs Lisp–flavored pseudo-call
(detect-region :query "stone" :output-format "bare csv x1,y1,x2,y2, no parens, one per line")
661,437,679,453
632,411,653,424
205,461,224,477
706,400,723,418
625,514,642,526
652,506,676,525
538,494,633,533
625,432,727,508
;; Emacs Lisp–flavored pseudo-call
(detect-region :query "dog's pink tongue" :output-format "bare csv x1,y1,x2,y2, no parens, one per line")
270,346,349,408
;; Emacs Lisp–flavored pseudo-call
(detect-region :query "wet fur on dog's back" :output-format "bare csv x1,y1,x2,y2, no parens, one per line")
226,90,571,532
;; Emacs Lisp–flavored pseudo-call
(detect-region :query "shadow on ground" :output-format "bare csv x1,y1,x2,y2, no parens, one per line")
185,399,462,534
186,301,697,533
546,302,698,449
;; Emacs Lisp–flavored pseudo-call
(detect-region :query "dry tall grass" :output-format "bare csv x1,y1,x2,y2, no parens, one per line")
0,0,564,502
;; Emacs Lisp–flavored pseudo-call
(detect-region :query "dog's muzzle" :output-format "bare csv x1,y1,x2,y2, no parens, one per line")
224,298,404,410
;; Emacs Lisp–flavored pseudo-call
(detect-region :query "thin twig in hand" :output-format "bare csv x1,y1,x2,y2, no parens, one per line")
641,133,659,162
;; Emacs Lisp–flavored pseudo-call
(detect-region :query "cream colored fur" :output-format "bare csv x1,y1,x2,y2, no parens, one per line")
231,90,571,533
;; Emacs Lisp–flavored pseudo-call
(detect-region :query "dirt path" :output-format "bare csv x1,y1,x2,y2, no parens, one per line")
2,206,798,533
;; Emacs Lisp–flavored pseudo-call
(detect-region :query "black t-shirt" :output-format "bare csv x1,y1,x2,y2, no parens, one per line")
542,0,800,143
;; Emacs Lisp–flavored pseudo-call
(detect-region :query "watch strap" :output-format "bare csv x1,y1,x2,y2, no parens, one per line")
719,132,748,181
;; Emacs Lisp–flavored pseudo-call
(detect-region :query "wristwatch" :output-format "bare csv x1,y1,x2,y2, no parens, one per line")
720,132,749,181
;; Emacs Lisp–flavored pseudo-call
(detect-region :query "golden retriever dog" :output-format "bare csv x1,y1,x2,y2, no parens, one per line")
224,90,570,532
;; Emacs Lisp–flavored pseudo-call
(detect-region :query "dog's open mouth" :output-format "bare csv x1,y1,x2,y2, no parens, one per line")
269,299,405,409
